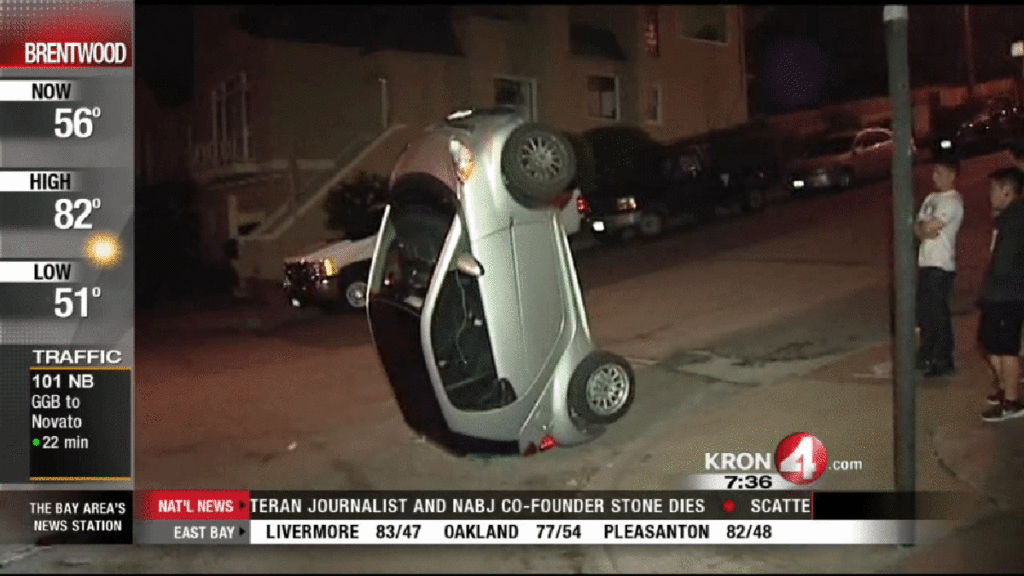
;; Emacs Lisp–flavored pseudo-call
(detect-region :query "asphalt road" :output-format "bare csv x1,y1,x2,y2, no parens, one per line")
3,152,1006,572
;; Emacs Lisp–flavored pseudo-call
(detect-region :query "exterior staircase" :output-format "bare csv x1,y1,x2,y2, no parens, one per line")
235,123,409,284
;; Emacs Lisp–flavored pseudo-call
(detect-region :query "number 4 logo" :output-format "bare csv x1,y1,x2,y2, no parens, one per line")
775,433,828,485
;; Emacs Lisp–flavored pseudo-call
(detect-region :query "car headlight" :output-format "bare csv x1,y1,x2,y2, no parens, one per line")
792,178,805,188
616,196,637,211
940,140,952,149
322,258,338,276
449,138,474,182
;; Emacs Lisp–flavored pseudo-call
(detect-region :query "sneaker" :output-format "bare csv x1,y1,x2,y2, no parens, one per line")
987,389,1005,406
981,400,1024,422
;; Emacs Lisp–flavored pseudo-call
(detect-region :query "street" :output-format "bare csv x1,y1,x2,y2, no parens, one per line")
3,151,1018,572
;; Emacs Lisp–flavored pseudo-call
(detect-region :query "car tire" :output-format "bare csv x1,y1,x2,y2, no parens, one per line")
743,187,766,212
501,124,578,209
568,351,635,425
339,261,371,312
638,209,667,238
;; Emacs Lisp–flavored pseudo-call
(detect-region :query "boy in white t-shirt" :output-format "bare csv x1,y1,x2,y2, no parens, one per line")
914,158,964,377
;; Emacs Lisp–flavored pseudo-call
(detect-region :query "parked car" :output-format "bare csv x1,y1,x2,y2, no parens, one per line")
787,127,911,193
932,97,1023,158
583,137,771,241
366,107,635,454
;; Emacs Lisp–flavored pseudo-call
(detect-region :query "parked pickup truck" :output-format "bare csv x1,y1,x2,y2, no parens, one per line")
283,234,376,312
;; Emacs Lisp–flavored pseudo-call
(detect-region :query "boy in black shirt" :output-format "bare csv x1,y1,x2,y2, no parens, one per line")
980,167,1024,421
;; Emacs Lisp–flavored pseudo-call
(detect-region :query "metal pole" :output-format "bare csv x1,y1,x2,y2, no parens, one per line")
964,5,975,95
885,5,916,502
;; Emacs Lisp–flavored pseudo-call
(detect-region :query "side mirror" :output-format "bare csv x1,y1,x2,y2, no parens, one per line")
455,253,483,277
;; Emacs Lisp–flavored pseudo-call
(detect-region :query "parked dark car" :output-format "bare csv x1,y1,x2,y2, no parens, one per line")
932,97,1023,158
583,136,772,241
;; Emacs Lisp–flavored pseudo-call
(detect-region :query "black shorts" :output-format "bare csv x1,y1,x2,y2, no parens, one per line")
979,301,1024,356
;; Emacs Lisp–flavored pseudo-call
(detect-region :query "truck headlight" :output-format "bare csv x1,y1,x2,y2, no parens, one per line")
322,258,338,276
616,196,637,211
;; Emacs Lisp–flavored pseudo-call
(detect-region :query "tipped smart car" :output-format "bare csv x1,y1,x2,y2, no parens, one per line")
366,107,635,454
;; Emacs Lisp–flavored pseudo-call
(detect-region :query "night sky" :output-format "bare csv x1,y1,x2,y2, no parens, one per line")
136,6,194,106
135,5,1024,113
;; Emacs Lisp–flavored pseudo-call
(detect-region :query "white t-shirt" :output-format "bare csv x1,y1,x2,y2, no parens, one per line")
917,189,964,271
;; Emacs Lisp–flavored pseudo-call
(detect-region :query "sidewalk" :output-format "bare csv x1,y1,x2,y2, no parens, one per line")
581,310,1024,573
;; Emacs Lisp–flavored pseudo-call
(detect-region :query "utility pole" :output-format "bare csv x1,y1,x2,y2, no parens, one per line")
884,4,916,537
964,4,975,96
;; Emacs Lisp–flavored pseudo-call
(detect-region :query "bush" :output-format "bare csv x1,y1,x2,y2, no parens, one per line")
324,171,389,240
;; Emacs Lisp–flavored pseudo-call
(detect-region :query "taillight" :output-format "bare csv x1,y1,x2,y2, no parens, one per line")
577,195,589,214
539,435,558,452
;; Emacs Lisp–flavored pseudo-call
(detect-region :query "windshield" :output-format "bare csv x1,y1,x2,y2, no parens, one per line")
806,135,854,158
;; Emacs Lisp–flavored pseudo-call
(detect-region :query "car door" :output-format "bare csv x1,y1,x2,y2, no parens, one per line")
669,148,705,212
855,130,887,180
873,130,895,179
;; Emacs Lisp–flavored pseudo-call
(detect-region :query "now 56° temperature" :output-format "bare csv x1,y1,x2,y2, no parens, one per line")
54,107,101,139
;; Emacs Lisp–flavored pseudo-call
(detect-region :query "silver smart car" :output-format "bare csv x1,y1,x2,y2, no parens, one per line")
366,108,635,455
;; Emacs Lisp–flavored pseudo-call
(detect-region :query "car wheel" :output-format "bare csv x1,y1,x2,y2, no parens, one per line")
638,210,667,238
743,187,766,212
339,262,371,312
568,351,635,425
501,124,577,209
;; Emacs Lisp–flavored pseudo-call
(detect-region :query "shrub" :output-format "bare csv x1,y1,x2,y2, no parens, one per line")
324,171,389,240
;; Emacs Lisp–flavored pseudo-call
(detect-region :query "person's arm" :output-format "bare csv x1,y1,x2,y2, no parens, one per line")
913,200,931,240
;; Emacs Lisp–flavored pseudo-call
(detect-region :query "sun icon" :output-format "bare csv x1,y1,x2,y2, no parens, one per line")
83,231,123,269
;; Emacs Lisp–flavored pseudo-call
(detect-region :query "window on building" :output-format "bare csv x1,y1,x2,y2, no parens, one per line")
676,5,729,44
494,77,535,120
587,75,619,120
645,85,662,124
212,73,251,164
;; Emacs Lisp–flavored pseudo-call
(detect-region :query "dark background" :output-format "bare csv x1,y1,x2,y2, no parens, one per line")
137,5,1024,113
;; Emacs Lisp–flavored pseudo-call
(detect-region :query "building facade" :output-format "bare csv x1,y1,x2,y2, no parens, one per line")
182,5,748,286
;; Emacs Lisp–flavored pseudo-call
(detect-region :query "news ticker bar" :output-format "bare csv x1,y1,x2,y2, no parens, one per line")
0,490,959,546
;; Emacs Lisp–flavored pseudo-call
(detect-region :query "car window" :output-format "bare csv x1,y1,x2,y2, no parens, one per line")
813,135,856,156
678,153,701,174
857,131,888,148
